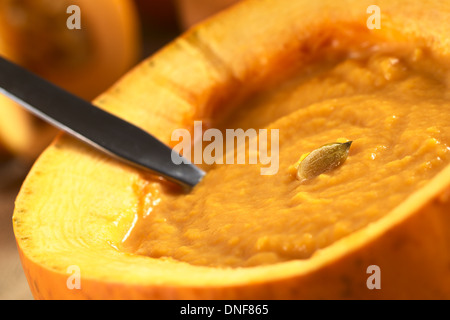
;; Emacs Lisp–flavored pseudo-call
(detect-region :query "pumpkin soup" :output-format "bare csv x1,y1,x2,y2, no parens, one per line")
124,47,450,268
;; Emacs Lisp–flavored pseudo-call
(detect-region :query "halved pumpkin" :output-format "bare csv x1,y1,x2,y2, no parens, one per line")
14,0,450,299
0,0,140,158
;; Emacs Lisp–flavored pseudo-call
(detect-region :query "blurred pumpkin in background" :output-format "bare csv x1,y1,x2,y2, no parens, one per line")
0,0,141,160
175,0,240,29
132,0,181,56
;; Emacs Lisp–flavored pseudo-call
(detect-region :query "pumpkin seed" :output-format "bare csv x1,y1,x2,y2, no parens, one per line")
296,141,352,182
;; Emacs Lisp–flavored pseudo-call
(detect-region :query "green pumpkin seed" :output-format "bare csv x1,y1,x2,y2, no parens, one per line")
297,141,352,182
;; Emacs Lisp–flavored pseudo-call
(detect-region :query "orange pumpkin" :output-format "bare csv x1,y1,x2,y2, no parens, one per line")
13,0,450,299
0,0,140,159
175,0,240,29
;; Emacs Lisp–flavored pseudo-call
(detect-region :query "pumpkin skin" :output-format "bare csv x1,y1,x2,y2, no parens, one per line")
0,0,140,159
13,0,450,299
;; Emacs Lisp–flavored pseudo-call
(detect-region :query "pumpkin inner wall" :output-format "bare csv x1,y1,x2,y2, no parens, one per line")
123,46,450,268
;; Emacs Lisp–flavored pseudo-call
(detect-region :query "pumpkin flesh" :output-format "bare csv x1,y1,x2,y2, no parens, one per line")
125,48,450,268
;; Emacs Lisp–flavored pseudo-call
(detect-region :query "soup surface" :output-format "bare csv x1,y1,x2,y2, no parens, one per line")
124,47,450,268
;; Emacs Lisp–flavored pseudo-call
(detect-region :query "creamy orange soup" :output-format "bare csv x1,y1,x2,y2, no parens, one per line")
124,47,450,268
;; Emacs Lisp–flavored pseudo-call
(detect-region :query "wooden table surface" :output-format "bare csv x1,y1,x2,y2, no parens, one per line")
0,158,34,300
